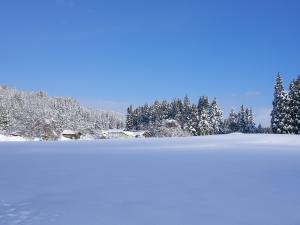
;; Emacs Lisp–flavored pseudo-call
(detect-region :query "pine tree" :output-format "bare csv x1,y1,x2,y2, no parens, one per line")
174,99,183,127
227,108,239,133
149,100,161,125
280,91,293,134
135,106,143,130
161,100,170,121
126,105,134,130
209,98,223,134
169,99,177,119
289,76,300,134
257,124,263,133
140,104,150,129
182,95,192,131
271,73,286,133
132,108,140,130
245,108,256,133
197,96,209,115
238,105,247,133
189,104,199,135
198,97,211,135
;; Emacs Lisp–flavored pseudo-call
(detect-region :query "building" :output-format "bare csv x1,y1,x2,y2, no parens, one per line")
61,130,82,140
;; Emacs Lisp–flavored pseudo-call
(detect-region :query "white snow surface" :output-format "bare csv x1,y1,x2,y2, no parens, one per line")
0,134,300,225
61,130,77,135
0,134,27,142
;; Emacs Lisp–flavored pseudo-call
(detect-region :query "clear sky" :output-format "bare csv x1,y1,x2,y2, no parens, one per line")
1,0,300,125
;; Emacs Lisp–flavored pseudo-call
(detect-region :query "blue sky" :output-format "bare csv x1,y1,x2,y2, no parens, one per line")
1,0,300,125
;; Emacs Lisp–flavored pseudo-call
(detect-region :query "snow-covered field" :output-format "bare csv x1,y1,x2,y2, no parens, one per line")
0,134,300,225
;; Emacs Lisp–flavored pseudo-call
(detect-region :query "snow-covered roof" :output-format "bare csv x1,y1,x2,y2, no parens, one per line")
62,130,77,135
10,131,22,136
103,129,145,137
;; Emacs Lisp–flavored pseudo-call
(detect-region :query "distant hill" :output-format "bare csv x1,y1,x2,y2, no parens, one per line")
0,85,125,139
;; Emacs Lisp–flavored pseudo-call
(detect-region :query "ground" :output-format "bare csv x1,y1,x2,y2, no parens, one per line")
0,134,300,225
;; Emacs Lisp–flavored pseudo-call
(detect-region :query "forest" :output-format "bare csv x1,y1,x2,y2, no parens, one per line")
126,74,300,137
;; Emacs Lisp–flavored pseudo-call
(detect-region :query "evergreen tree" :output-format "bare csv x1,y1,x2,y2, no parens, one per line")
161,100,170,121
280,91,293,134
209,98,223,134
149,100,161,125
289,76,300,134
135,106,144,130
245,108,256,133
140,104,150,129
189,104,199,135
131,108,139,130
169,99,178,119
227,108,239,132
198,99,211,135
174,99,183,127
197,96,209,115
126,105,134,130
238,105,247,133
182,95,192,131
271,73,286,133
257,124,263,133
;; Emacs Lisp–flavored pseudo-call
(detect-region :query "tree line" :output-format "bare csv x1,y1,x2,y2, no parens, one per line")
126,96,257,137
1,73,298,140
271,74,300,134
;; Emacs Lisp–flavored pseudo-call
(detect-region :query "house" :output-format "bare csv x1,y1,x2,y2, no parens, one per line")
61,130,82,140
99,130,146,139
132,131,146,138
101,130,134,139
9,131,22,137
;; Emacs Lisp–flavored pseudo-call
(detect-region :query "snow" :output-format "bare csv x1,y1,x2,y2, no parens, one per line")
58,135,73,141
101,129,144,139
0,134,27,142
61,130,76,135
0,134,300,225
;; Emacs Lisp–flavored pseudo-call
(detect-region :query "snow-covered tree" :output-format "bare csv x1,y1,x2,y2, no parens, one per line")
161,100,170,121
0,86,125,138
125,95,260,137
126,105,134,130
182,95,192,131
189,104,199,135
140,104,150,129
209,98,223,134
289,76,300,134
246,108,256,133
198,103,211,135
197,96,209,115
226,108,239,133
271,73,286,133
148,119,190,137
280,91,293,134
238,105,247,133
149,100,161,125
270,73,300,134
170,98,183,126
